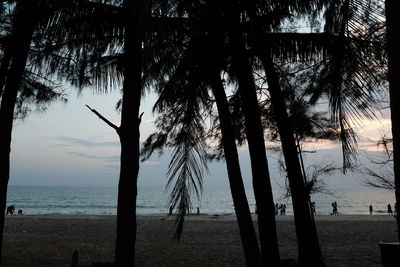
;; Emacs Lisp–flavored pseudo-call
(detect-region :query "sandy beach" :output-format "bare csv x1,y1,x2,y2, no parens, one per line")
2,214,397,266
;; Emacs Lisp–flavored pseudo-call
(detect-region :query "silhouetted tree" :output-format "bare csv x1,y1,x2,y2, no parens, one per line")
240,2,324,265
361,136,395,190
386,0,400,241
142,4,264,264
0,1,46,260
82,0,149,265
216,1,282,264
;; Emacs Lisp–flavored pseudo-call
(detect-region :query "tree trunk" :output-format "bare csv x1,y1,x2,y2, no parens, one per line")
262,52,323,267
386,0,400,242
209,70,262,266
243,3,324,266
0,38,12,98
0,1,39,261
114,0,147,266
222,1,280,266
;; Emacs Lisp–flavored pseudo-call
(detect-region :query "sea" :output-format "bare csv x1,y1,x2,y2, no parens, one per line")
5,185,396,216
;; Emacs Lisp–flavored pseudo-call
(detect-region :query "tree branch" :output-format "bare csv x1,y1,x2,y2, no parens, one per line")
138,112,144,124
85,105,119,132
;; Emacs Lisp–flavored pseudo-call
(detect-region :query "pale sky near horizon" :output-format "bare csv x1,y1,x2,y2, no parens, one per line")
9,86,393,193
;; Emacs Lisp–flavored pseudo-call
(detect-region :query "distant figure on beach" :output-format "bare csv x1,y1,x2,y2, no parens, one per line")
388,204,393,215
311,202,316,215
332,202,338,215
168,206,173,216
369,205,373,215
18,209,23,215
6,205,15,215
280,204,286,215
197,207,200,215
275,203,279,215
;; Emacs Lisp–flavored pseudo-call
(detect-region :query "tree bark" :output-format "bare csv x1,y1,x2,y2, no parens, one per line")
209,70,262,266
243,2,324,266
0,38,12,98
114,0,148,266
386,0,400,242
0,0,39,261
222,1,280,265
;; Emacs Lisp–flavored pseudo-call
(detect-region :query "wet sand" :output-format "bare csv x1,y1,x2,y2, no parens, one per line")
2,214,397,266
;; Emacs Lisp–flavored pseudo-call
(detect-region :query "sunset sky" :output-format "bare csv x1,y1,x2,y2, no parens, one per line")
9,87,392,191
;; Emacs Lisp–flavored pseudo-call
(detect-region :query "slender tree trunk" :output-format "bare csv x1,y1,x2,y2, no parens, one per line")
261,52,323,266
243,3,324,266
386,0,400,242
0,1,39,262
209,70,262,266
222,1,280,265
114,1,148,266
0,39,12,98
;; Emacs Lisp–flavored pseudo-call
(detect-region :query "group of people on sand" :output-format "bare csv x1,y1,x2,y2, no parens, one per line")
275,203,286,215
255,203,287,216
369,203,397,215
5,205,23,215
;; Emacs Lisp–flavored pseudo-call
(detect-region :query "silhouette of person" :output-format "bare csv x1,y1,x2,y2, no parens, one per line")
369,205,373,215
6,205,14,215
280,204,286,215
388,204,393,215
275,203,279,215
18,209,23,215
333,201,338,215
196,207,200,215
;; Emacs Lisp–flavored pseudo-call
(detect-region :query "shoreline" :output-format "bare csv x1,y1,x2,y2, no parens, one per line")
5,213,397,221
3,214,397,266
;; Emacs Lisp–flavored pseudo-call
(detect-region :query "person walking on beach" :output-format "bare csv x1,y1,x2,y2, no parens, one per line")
196,207,200,215
275,203,279,215
369,205,373,215
332,201,338,215
388,204,393,215
280,204,286,215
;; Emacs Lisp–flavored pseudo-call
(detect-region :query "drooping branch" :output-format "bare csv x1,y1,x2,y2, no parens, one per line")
85,104,119,131
138,112,144,124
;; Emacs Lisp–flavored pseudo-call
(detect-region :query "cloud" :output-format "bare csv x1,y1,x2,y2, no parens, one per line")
52,136,119,147
67,151,161,166
67,151,120,162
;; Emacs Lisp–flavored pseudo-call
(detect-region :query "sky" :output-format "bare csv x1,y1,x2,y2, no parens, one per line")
9,86,393,192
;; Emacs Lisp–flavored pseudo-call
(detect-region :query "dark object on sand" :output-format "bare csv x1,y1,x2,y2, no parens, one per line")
71,250,79,267
18,209,23,215
379,242,400,267
6,205,15,215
